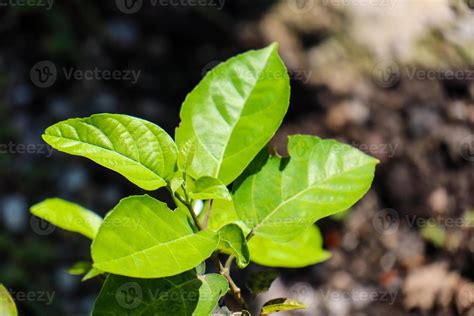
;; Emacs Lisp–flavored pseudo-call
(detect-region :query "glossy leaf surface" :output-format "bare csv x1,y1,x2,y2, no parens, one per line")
92,195,219,278
176,44,290,185
248,225,330,268
31,198,102,239
43,114,177,190
0,284,17,316
190,176,232,201
216,224,250,268
233,135,377,241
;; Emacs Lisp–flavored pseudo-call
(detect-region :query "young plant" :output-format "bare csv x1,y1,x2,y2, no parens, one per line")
31,43,377,315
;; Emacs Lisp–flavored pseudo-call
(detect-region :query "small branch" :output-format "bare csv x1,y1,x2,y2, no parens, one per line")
225,255,235,270
212,253,249,310
174,191,203,231
172,189,250,310
201,200,213,229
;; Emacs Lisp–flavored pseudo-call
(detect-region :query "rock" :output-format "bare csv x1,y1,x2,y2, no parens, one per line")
407,107,441,138
326,100,369,131
404,262,459,310
428,187,449,214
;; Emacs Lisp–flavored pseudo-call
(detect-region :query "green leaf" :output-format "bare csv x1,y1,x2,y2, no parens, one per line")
0,284,17,316
233,135,377,241
82,267,103,281
91,195,219,278
248,225,331,268
169,172,185,194
204,199,252,236
246,270,278,295
216,224,250,268
30,198,102,239
261,298,306,315
176,43,290,185
43,114,177,191
178,137,196,171
92,271,228,316
189,176,232,201
68,261,92,275
68,262,103,281
195,262,206,275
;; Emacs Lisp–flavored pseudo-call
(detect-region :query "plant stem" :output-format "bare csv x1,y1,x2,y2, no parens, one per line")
174,190,204,231
212,253,249,310
225,255,235,270
173,189,249,310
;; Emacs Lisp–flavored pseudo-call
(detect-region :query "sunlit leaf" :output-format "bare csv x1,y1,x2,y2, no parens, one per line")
92,195,219,278
248,225,331,268
233,135,377,241
31,198,102,239
190,176,231,201
261,298,306,315
43,114,177,190
216,224,250,268
0,284,17,316
176,43,290,185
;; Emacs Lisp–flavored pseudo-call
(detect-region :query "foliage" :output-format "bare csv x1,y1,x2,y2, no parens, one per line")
0,284,17,316
30,43,377,315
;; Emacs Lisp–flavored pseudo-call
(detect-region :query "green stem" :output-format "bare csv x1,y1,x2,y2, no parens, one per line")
172,187,249,310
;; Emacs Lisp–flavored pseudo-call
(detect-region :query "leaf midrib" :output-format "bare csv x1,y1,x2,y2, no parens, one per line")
213,48,274,179
94,232,214,267
253,161,375,233
44,133,164,181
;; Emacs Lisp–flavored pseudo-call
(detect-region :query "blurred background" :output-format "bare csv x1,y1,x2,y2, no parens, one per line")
0,0,473,315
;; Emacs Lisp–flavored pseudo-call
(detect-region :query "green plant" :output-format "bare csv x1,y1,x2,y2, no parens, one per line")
30,43,377,315
0,284,17,316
